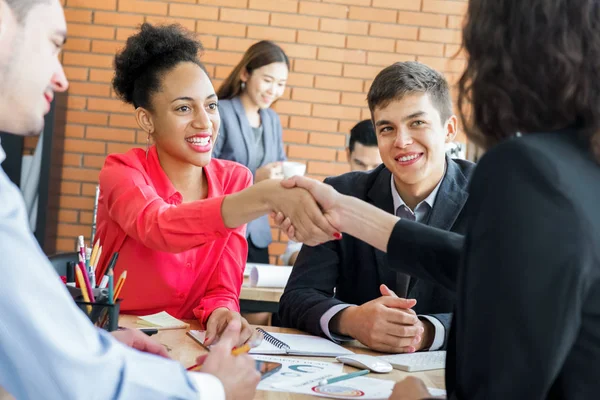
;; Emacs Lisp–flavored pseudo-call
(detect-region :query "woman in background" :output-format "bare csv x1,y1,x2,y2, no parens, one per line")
213,40,289,264
95,24,337,346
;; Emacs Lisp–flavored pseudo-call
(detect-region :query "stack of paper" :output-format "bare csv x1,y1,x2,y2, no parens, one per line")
136,311,189,330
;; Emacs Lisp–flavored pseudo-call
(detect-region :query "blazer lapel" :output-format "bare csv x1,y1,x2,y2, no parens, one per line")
426,156,469,231
232,97,253,168
366,167,404,294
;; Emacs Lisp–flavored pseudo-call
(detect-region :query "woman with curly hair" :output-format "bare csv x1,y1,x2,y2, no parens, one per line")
94,23,338,346
276,0,600,398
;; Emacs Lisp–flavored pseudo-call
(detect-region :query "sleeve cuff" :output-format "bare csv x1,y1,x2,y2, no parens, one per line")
418,315,445,351
320,304,356,343
188,372,225,400
194,300,239,329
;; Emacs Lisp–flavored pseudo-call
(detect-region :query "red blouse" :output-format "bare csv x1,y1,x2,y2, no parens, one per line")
95,146,252,327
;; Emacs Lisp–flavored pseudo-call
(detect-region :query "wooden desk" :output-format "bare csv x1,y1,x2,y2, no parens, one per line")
121,315,445,399
240,277,284,314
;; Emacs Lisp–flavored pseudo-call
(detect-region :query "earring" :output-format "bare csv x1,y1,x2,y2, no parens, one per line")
241,81,246,91
145,134,150,159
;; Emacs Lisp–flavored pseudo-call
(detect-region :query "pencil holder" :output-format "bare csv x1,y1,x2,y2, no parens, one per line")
75,299,121,332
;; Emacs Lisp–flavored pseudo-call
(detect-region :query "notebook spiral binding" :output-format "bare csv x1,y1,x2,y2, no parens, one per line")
256,328,290,350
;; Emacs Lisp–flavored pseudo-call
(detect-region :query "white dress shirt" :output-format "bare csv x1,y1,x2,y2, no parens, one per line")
319,173,446,351
0,141,224,400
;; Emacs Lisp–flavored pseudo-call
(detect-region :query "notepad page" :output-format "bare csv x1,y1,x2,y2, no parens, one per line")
255,332,354,357
137,311,189,329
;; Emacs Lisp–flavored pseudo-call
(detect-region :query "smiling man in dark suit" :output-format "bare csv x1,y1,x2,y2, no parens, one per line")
278,61,475,353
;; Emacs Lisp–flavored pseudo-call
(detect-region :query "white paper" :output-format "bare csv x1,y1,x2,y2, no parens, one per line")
249,265,293,288
244,262,278,277
251,332,354,357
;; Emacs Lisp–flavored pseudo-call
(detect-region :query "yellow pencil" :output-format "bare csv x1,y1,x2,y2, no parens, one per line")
231,344,252,356
93,246,103,275
89,240,100,269
75,264,92,314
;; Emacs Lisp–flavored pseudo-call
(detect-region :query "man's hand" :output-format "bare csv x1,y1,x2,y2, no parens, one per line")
111,328,170,358
255,162,283,182
331,286,424,353
204,308,259,347
390,377,440,400
201,319,261,400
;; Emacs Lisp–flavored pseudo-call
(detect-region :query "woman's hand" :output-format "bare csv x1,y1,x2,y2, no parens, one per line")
390,377,441,400
204,308,259,347
255,162,283,182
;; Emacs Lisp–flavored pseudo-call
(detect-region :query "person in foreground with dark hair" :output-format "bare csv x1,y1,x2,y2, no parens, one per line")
0,1,263,399
213,40,289,264
279,0,600,398
280,118,382,266
95,23,338,347
279,62,474,354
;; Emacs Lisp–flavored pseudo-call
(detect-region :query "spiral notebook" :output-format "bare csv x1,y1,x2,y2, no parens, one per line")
188,328,354,357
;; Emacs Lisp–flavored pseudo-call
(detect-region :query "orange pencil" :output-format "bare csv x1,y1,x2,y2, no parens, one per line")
113,271,127,300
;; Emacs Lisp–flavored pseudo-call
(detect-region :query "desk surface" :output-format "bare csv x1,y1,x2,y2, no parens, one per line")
121,315,445,399
240,277,284,303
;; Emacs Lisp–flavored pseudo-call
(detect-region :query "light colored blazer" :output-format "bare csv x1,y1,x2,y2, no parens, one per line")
213,97,286,248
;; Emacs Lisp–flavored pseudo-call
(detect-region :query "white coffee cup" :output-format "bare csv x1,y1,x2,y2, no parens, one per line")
282,161,307,178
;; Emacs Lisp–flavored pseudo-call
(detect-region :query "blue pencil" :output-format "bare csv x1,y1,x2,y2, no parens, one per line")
318,369,369,386
108,271,114,304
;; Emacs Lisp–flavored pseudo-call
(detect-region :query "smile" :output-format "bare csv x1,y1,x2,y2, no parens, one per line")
186,136,210,146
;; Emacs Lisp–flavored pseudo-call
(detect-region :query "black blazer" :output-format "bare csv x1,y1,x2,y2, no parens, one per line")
387,131,600,399
279,156,475,345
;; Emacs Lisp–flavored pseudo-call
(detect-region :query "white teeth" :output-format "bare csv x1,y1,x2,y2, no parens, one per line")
398,154,419,162
186,137,210,146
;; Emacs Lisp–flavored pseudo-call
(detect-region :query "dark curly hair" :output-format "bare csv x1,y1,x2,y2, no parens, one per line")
458,0,600,161
113,23,205,110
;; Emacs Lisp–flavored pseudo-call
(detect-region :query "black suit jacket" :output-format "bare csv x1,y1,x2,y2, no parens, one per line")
279,156,475,345
387,131,600,399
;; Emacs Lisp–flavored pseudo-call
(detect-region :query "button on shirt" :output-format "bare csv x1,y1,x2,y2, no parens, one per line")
95,146,252,326
320,174,446,351
0,141,224,399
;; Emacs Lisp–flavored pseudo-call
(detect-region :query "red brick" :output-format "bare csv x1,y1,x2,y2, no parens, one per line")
270,13,319,30
66,110,109,125
268,242,287,256
249,0,298,13
370,23,418,40
197,0,248,6
145,16,195,31
80,211,94,224
107,142,139,154
91,40,125,54
360,108,371,120
63,38,91,52
65,125,86,139
272,100,312,116
343,64,382,79
67,96,87,110
94,11,144,27
56,238,78,252
68,82,111,97
87,98,130,113
306,161,350,176
64,9,92,23
220,8,269,24
314,76,363,92
214,66,234,79
288,71,317,87
312,104,361,120
309,132,347,147
294,59,342,76
367,51,415,66
60,182,81,195
422,0,467,16
118,0,168,15
298,30,345,48
298,1,348,19
57,223,94,238
445,44,465,58
61,167,100,183
288,145,337,161
63,52,113,68
203,50,243,66
279,43,317,60
86,126,136,143
83,155,109,169
337,149,348,162
217,37,255,53
68,23,115,40
170,3,219,19
348,6,396,23
116,28,138,41
198,35,217,50
109,114,139,129
82,183,100,196
64,66,88,81
324,0,370,5
319,18,368,35
347,35,395,52
197,21,246,37
292,87,340,104
67,0,117,10
58,210,79,223
62,153,83,166
248,26,297,43
419,28,462,44
64,138,107,154
289,116,338,132
317,47,365,64
341,92,368,107
397,11,447,28
371,0,421,10
397,39,444,57
282,129,309,144
89,69,114,83
447,16,464,30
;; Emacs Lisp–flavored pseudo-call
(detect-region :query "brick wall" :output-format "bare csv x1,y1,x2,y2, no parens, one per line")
57,0,467,263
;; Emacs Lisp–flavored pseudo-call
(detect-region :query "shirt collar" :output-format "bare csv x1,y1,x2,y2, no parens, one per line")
390,163,446,214
146,145,182,203
0,139,5,164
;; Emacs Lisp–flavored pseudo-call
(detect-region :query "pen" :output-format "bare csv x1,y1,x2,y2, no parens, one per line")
318,369,370,386
108,270,114,304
